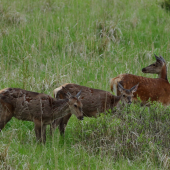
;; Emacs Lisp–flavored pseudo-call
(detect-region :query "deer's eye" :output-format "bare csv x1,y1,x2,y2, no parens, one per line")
153,64,156,66
74,104,77,108
123,95,125,97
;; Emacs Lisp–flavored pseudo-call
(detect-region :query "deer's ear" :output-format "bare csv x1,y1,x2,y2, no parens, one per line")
62,86,72,98
154,54,163,64
159,55,166,63
130,84,139,93
76,90,81,99
154,54,159,60
118,83,124,92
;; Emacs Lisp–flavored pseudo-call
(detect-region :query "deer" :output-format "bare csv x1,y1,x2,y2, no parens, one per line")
51,83,139,135
0,87,83,143
110,54,170,106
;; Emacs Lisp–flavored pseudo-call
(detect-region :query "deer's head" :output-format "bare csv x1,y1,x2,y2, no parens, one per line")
142,54,166,74
118,83,139,105
62,87,83,120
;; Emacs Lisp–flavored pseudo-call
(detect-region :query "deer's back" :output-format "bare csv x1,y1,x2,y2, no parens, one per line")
54,84,119,116
0,88,55,121
115,74,170,105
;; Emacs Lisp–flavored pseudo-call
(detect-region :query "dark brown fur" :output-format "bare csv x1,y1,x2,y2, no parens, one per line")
0,88,83,143
52,83,138,135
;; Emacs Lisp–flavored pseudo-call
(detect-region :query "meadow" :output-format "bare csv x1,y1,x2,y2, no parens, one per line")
0,0,170,169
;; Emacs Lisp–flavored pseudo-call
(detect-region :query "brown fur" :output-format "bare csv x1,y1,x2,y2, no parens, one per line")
110,74,170,105
0,88,83,143
54,84,121,117
110,55,169,105
160,64,168,80
52,83,138,135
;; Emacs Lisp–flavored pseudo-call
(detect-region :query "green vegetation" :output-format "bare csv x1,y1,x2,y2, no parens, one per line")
0,0,170,169
161,0,170,11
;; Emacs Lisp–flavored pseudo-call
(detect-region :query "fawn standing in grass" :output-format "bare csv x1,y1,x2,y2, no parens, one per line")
0,87,82,143
52,83,139,135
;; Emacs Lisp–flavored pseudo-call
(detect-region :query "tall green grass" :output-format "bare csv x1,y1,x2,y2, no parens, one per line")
0,0,170,169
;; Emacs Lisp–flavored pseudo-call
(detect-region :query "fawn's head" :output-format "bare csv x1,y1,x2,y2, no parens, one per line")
142,54,166,74
118,83,139,105
62,87,83,120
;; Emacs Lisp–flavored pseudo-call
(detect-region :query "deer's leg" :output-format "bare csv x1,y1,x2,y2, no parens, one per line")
0,109,13,131
34,119,46,144
50,118,62,136
42,125,47,144
59,113,72,135
34,122,41,142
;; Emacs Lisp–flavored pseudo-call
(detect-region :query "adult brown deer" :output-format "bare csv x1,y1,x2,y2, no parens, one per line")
110,54,169,105
0,87,82,143
52,83,138,135
142,54,168,81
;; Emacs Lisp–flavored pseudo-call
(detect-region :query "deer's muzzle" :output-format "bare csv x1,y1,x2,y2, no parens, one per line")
78,116,84,120
142,68,147,73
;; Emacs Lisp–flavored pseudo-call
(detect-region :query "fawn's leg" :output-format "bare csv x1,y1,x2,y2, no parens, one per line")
34,119,46,144
0,107,13,131
50,118,62,136
42,124,46,144
59,113,72,135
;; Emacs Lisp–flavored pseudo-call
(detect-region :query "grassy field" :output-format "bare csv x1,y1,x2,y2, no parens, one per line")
0,0,170,169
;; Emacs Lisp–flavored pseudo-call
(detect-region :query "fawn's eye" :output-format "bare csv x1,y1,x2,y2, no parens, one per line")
123,95,125,97
74,104,77,108
153,64,156,66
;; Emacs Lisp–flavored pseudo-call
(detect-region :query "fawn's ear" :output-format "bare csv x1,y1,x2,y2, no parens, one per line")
117,82,124,92
130,83,139,93
62,86,72,98
75,90,81,99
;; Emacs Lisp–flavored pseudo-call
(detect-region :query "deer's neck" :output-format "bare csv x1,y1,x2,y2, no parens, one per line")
52,99,70,120
111,95,121,108
158,64,168,82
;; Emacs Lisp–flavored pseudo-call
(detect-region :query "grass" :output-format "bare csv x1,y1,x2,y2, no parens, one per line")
0,0,170,169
